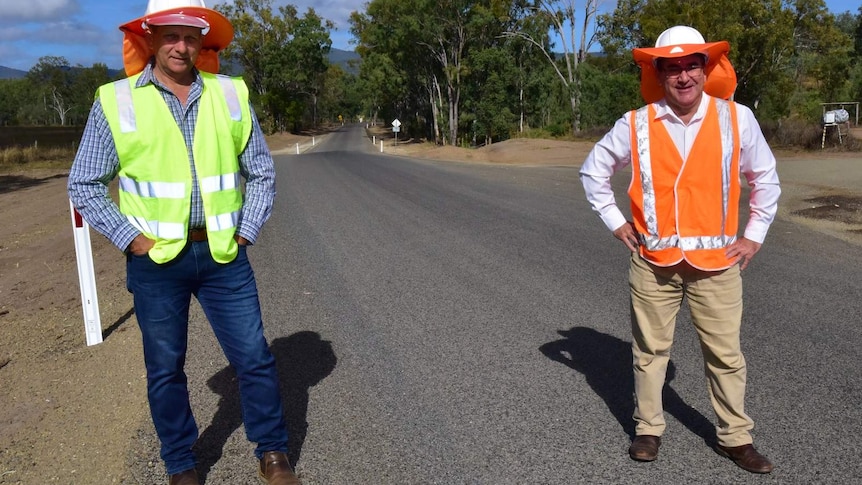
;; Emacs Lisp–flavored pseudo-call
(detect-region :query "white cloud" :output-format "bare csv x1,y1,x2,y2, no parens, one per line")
289,0,361,29
35,20,105,45
215,0,359,43
0,26,29,41
0,0,79,23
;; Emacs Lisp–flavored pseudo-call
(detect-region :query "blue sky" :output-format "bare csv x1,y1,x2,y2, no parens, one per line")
1,0,859,72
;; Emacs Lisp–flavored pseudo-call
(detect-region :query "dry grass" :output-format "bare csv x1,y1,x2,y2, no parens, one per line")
761,119,862,151
0,146,75,172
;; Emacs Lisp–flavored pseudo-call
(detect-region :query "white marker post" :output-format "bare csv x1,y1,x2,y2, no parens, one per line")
69,200,103,346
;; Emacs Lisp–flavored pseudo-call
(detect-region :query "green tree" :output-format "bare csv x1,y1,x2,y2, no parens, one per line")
27,56,74,125
351,0,436,140
578,61,640,129
352,0,507,145
504,0,603,134
464,46,517,144
0,78,36,125
216,0,334,132
69,63,113,125
318,64,362,124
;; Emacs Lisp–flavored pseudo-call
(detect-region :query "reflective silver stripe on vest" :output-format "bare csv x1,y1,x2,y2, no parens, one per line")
126,215,186,240
716,100,733,242
207,211,240,231
114,79,137,133
120,176,186,199
634,100,736,251
200,173,240,194
217,76,242,121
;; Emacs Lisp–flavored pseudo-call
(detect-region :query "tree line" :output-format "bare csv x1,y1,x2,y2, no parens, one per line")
351,0,862,145
1,0,860,148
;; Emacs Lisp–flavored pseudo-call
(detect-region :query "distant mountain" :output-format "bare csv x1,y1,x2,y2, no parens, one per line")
0,66,26,79
219,48,360,76
329,47,360,74
0,65,123,80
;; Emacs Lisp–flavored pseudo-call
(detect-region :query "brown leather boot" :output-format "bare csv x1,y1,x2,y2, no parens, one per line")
259,451,302,485
168,469,200,485
715,443,774,473
628,435,661,461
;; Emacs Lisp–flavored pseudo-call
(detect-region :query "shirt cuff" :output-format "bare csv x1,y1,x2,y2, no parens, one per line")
601,210,629,233
742,223,769,244
111,224,141,253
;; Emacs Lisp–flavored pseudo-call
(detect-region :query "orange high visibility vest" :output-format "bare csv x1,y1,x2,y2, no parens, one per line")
628,97,741,270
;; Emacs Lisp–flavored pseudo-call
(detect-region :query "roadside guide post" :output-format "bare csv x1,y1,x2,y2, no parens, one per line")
392,118,401,146
69,200,103,346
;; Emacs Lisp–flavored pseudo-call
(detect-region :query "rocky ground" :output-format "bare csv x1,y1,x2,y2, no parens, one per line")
0,127,860,484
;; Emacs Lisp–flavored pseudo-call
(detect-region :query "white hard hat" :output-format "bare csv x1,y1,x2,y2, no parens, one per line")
143,0,212,33
654,26,706,50
634,25,726,65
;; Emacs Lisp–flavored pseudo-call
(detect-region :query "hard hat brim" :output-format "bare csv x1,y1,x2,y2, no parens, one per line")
145,13,210,30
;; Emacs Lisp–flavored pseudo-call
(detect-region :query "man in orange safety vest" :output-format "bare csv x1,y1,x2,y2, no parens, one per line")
580,25,780,474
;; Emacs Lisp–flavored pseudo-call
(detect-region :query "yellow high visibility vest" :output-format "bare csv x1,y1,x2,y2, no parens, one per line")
99,72,252,264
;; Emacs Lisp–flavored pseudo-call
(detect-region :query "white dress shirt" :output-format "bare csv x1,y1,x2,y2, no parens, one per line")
579,95,781,244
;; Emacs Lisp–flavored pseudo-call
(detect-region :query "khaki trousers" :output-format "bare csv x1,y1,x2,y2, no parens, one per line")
628,254,754,447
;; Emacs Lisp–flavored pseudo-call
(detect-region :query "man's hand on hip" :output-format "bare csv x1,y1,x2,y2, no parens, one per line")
613,221,640,252
726,237,762,271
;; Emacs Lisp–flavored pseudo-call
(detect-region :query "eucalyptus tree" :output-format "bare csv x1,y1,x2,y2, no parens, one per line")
216,0,333,132
349,1,421,131
0,79,34,126
500,8,564,133
460,2,524,143
317,64,362,123
503,0,602,134
463,46,517,145
846,7,862,103
418,0,476,145
26,56,74,125
69,63,113,125
353,0,499,145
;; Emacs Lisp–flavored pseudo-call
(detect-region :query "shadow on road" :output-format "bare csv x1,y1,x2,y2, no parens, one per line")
194,331,336,482
539,326,715,444
0,173,67,194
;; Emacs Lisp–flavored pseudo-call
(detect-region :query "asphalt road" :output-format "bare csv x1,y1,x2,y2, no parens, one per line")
125,124,861,484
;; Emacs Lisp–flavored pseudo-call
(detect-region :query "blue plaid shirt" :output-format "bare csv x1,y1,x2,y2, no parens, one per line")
67,62,276,252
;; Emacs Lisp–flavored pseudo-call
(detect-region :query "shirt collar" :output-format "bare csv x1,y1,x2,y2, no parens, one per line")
653,94,711,124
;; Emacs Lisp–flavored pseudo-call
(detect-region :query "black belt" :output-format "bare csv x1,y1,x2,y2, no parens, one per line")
189,228,208,242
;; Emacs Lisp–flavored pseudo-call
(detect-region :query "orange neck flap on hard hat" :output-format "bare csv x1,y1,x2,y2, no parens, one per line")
637,53,737,104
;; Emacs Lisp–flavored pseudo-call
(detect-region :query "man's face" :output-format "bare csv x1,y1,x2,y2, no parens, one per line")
147,25,202,79
657,54,705,117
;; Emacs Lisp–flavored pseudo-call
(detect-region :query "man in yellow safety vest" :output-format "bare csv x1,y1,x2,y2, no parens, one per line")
67,1,300,484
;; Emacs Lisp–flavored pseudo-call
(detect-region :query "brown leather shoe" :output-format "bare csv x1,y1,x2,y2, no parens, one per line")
715,443,774,474
628,435,661,461
168,469,200,485
259,451,302,485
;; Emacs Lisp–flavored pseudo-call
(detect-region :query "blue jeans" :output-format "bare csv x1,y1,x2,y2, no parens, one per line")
127,242,288,475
